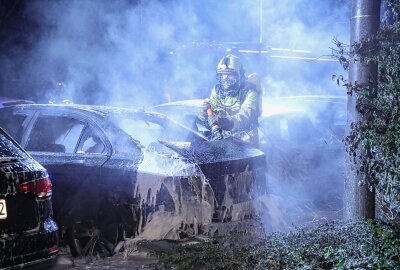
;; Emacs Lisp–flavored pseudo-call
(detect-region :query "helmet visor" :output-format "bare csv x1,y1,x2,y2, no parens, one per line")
218,72,239,93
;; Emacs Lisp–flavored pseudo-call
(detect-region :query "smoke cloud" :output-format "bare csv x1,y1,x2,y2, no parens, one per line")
0,0,350,105
0,0,350,231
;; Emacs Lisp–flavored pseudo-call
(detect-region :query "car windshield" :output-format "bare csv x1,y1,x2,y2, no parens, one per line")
0,129,28,159
108,112,205,148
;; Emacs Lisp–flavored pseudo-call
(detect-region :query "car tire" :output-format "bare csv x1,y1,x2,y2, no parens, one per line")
67,205,121,259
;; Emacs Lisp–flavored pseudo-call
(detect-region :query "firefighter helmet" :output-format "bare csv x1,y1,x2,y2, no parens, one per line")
216,54,244,97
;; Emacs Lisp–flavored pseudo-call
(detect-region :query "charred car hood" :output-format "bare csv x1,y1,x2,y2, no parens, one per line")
134,137,267,239
159,137,266,175
0,158,47,195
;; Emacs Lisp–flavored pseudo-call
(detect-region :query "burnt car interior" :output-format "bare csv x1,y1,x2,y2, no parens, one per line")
109,112,208,148
26,116,85,153
79,130,107,154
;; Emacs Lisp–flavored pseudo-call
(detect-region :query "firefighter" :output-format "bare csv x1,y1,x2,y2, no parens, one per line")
199,54,261,146
48,82,73,104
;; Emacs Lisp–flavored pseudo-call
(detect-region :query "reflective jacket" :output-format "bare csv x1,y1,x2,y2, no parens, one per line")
209,81,260,146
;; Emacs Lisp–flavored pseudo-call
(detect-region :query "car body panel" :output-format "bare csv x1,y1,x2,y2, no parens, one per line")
0,128,58,269
150,96,346,211
0,96,35,109
0,104,266,241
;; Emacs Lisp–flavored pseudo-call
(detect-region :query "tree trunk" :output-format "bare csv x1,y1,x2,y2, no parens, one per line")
345,0,381,221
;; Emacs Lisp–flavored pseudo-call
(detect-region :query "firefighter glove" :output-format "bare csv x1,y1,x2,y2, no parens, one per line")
211,125,223,140
207,113,219,128
216,116,234,131
198,99,211,121
208,114,234,131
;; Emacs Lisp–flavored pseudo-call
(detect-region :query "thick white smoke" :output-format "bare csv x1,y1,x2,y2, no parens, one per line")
0,0,349,105
0,0,350,232
260,0,350,96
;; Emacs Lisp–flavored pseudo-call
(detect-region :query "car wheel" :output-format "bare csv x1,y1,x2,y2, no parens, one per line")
67,208,120,259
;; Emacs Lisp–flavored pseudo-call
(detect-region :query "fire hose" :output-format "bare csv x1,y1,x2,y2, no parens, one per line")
207,107,223,140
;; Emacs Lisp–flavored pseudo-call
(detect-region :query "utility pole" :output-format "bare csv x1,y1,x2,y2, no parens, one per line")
345,0,381,221
259,0,263,45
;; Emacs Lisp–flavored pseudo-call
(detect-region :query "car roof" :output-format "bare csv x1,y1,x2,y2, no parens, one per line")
7,103,153,118
4,104,181,138
0,97,35,108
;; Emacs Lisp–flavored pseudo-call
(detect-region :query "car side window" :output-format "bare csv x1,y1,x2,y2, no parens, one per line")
0,112,29,144
26,115,85,153
77,126,107,155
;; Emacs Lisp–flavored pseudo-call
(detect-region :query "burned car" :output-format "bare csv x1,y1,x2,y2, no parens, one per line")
0,127,58,269
152,96,346,212
0,104,266,258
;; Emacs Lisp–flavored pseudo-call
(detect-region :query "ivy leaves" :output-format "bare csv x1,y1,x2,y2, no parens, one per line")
334,1,400,221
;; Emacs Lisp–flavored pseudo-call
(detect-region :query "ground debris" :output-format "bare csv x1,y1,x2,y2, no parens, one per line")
155,220,400,270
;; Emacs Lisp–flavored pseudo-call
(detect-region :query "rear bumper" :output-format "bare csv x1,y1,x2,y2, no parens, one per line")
0,219,59,269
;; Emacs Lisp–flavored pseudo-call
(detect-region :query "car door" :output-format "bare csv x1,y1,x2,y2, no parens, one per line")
23,109,111,224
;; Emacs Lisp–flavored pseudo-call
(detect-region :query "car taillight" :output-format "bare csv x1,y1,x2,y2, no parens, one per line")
48,246,58,253
19,177,52,198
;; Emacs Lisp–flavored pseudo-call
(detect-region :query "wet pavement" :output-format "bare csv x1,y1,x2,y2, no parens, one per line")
51,246,158,270
46,181,343,270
